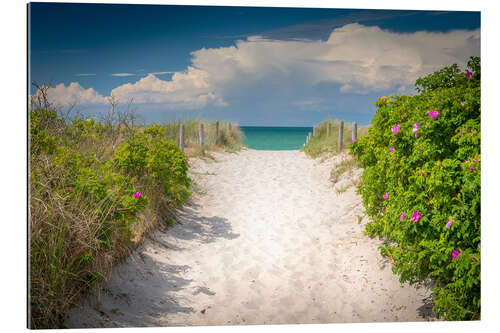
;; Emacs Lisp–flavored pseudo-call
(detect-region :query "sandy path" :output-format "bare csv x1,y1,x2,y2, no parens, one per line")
66,149,435,328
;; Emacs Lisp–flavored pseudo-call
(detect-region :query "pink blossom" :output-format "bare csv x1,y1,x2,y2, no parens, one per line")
478,242,481,249
452,250,461,260
460,102,466,107
473,160,477,164
428,110,439,119
445,220,453,229
400,211,406,221
382,192,388,200
65,188,73,193
391,124,400,134
411,210,422,223
350,138,356,144
133,191,142,198
470,167,474,172
412,123,420,133
466,71,473,78
389,146,395,153
414,132,419,138
136,212,139,217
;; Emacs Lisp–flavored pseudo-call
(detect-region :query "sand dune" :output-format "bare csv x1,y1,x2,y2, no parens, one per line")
66,149,435,328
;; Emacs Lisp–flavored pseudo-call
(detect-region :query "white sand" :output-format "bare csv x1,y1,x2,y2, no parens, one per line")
66,149,435,328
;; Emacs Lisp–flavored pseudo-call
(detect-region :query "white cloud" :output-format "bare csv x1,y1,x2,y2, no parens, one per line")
76,73,96,77
110,68,227,109
188,23,480,95
111,73,136,77
148,71,174,75
37,24,480,111
43,82,107,106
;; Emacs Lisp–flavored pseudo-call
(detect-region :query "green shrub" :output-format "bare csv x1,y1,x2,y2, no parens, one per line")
351,57,480,320
29,111,192,328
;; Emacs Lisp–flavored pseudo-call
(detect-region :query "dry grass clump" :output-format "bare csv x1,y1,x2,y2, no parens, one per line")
163,120,244,156
301,119,368,158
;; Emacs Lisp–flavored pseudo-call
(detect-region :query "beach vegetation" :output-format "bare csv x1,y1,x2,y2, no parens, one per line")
29,94,242,328
350,56,481,320
301,120,368,158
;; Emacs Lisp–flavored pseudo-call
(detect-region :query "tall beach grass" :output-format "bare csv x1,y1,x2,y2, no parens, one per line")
29,99,243,328
301,119,369,158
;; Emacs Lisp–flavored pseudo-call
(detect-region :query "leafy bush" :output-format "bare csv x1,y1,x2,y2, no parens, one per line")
351,57,480,320
29,110,192,328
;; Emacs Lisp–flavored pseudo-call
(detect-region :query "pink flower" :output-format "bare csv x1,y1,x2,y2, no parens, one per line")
391,124,400,134
478,242,481,249
389,146,395,153
411,210,422,223
473,160,477,164
452,250,461,260
136,212,139,217
470,167,474,172
466,71,473,78
133,191,142,198
460,102,466,107
382,192,388,200
414,132,419,138
428,110,439,119
350,138,356,144
412,123,420,133
65,188,73,193
445,220,453,229
472,256,477,264
400,211,406,221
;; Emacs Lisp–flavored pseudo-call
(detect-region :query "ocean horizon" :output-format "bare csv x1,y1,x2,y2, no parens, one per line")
240,126,313,150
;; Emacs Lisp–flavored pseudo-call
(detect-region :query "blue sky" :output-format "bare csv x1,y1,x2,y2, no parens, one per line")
28,3,480,126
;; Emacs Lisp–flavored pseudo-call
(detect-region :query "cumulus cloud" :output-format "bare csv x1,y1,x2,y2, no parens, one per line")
188,23,480,95
43,82,107,106
110,68,227,109
38,23,480,111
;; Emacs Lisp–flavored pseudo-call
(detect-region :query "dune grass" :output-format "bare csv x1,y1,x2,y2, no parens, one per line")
301,119,368,158
162,119,244,156
29,101,243,328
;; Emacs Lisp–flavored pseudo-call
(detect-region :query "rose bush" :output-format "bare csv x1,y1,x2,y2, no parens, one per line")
351,57,480,320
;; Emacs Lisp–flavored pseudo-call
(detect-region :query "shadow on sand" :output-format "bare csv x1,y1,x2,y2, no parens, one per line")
68,200,239,328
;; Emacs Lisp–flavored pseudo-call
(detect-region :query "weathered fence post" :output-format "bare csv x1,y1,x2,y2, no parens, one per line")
215,121,219,145
338,120,344,152
352,122,357,142
313,126,317,137
327,122,331,137
199,123,204,148
228,122,232,132
179,124,185,152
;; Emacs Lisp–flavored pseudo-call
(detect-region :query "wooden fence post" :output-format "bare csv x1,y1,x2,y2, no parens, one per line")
338,120,344,152
327,122,331,137
313,126,317,137
199,123,204,148
179,124,185,152
228,122,232,132
215,121,219,145
352,122,357,141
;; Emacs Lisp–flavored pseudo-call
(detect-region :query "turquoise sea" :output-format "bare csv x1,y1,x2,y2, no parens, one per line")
240,126,313,150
